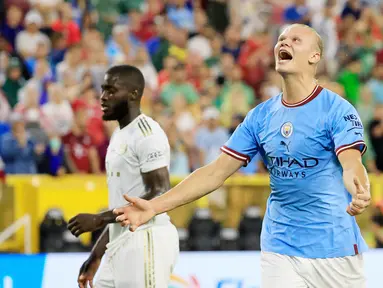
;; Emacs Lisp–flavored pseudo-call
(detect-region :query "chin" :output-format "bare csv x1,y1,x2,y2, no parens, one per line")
102,113,118,121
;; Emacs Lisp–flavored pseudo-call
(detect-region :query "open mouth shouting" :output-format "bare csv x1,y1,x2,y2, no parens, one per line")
278,49,293,63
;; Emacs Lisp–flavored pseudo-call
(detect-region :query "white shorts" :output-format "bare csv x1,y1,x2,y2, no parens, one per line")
95,223,179,288
261,251,366,288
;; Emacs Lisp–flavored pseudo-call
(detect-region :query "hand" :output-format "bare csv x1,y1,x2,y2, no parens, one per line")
78,254,101,288
113,195,156,232
346,177,371,216
68,213,104,237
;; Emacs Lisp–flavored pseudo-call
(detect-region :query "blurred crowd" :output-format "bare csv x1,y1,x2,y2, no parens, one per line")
0,0,383,178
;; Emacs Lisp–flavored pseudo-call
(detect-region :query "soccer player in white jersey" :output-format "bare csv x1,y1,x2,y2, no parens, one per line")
114,24,372,288
67,65,179,288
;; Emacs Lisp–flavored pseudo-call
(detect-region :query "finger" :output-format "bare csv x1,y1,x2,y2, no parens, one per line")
74,229,83,237
78,275,86,288
356,193,371,201
350,203,363,215
130,225,137,232
68,216,77,224
113,208,124,215
121,220,130,227
124,195,147,210
123,194,137,204
67,221,77,230
352,198,369,209
89,279,94,288
69,226,79,235
347,205,355,216
116,214,127,222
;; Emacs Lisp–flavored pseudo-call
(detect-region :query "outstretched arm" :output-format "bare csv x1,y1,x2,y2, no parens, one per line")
338,149,371,216
114,153,244,230
151,153,243,214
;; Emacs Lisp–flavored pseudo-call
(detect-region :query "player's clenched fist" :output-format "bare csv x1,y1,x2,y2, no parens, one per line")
346,177,371,216
113,195,156,231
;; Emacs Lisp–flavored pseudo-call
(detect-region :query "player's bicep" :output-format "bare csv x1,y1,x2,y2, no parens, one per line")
137,134,169,173
331,102,367,157
210,152,246,180
141,167,170,200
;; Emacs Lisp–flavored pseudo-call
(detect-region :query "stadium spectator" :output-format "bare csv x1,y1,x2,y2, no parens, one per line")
216,65,255,127
0,5,23,50
0,113,45,174
51,2,81,47
367,64,383,104
40,135,66,176
221,25,243,61
133,46,158,91
160,62,198,106
24,40,50,74
41,82,73,137
167,122,190,176
62,100,100,174
14,82,48,145
195,106,229,167
0,90,11,123
2,57,25,108
56,44,84,84
369,104,383,172
283,0,311,26
15,10,50,59
166,0,195,32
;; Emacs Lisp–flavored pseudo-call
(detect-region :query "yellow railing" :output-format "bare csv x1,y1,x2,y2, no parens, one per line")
0,174,382,253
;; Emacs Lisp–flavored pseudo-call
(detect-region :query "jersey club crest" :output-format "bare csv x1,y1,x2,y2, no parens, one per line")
281,122,293,138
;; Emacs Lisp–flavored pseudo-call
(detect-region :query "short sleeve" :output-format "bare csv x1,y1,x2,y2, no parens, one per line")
331,100,367,157
136,134,169,173
220,109,259,166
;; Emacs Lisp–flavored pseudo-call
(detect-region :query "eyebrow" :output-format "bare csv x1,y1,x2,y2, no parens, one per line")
101,84,115,90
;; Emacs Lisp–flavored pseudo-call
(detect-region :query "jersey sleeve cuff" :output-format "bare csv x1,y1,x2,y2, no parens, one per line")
140,160,168,173
335,140,367,157
220,145,250,166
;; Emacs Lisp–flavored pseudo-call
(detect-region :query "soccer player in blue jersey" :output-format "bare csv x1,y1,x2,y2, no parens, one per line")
113,24,371,287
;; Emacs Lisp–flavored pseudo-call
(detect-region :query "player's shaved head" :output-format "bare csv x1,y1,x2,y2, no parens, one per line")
285,24,323,58
106,65,145,100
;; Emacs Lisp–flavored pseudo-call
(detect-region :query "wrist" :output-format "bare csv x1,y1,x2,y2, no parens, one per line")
151,197,164,215
98,210,117,225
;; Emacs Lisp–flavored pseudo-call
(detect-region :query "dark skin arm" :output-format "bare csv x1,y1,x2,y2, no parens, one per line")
69,167,169,288
77,227,109,288
67,167,170,236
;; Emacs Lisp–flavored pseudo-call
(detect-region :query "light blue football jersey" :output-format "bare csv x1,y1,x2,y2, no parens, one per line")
221,85,368,258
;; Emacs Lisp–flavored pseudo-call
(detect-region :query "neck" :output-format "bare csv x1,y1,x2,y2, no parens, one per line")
118,104,141,129
281,73,317,104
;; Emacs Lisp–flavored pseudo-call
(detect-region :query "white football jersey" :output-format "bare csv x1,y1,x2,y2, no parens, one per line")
105,114,170,241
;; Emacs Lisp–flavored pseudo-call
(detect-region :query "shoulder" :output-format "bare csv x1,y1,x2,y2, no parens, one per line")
320,88,356,115
128,115,168,144
245,95,281,124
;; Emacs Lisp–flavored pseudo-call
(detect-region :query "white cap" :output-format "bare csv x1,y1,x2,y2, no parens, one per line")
25,10,43,26
202,106,220,120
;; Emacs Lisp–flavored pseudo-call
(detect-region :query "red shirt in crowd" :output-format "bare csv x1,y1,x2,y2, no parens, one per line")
51,20,81,47
62,132,94,173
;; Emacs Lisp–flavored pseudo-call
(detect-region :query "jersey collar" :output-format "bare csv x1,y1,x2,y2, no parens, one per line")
281,85,323,108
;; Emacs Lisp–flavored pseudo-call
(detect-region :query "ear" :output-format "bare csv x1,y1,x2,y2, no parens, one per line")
129,89,139,100
308,52,321,65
